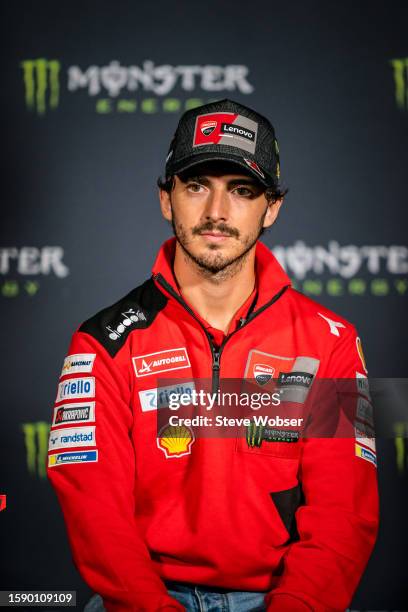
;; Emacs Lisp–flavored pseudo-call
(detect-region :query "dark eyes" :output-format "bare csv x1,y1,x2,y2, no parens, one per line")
186,183,255,197
187,182,203,193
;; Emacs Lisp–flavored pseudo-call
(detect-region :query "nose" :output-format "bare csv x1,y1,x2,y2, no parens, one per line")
202,186,229,223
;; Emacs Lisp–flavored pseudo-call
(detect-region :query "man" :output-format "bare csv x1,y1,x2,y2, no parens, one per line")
47,99,379,612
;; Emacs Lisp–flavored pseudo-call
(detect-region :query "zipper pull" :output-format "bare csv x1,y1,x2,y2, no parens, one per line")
212,347,220,370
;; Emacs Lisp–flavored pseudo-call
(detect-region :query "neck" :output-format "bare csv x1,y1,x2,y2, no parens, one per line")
172,242,257,334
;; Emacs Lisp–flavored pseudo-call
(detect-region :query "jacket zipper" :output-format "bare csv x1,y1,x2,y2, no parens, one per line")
153,273,289,393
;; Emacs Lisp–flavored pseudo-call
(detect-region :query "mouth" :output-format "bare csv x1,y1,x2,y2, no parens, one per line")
199,231,232,241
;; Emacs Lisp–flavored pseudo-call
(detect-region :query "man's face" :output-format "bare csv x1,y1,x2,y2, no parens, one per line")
159,162,283,275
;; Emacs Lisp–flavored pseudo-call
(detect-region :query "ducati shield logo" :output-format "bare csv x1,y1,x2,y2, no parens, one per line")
253,363,275,386
201,120,217,136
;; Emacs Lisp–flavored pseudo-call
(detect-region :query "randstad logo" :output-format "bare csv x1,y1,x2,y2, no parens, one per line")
21,59,61,115
48,426,96,451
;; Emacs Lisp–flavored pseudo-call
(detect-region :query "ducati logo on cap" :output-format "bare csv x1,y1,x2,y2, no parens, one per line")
201,120,217,136
253,363,275,386
243,158,265,179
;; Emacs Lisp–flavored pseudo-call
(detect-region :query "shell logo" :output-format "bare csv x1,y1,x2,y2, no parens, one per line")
157,424,195,459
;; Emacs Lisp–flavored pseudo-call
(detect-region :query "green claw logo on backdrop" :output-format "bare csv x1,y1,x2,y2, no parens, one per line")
390,57,408,111
22,422,50,479
20,59,254,116
21,59,60,115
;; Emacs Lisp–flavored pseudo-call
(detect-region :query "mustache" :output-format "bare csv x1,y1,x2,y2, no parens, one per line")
192,221,240,238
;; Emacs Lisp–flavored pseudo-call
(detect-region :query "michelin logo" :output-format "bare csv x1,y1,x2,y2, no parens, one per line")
60,353,96,377
56,377,95,402
48,426,96,451
48,450,98,467
355,443,377,467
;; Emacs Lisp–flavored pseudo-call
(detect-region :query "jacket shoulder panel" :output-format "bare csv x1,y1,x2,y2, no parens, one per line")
286,287,355,330
79,277,168,357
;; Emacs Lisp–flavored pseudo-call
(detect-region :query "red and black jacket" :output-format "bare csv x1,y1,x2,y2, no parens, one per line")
47,237,379,612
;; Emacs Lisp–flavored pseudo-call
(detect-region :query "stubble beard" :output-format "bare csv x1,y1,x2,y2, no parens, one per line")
170,202,268,283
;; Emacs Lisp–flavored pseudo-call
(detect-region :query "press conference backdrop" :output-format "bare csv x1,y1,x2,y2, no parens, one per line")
1,1,407,610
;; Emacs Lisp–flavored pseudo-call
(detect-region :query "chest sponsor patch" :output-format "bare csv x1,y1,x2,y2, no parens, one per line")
60,353,96,377
157,424,195,459
48,426,96,451
133,347,191,378
246,422,300,447
139,382,196,412
56,377,95,402
278,371,314,388
245,351,319,383
244,350,296,388
52,402,96,426
193,112,258,154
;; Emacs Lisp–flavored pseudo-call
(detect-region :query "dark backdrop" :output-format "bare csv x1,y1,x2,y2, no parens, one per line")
1,2,407,610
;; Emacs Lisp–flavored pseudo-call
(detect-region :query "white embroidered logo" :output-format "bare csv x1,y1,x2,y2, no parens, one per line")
317,313,346,337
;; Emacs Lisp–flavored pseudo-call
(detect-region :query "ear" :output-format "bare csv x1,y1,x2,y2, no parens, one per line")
159,188,172,222
263,198,284,229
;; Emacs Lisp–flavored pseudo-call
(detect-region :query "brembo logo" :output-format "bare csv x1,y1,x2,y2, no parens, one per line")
133,347,191,378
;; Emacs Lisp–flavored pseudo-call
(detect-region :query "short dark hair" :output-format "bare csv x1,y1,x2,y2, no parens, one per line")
157,173,288,204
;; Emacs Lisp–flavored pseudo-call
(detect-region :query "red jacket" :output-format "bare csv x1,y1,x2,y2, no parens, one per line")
47,237,379,612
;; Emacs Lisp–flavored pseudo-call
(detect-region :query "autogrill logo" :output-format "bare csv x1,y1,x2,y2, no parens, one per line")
21,59,254,115
133,347,191,377
143,356,185,369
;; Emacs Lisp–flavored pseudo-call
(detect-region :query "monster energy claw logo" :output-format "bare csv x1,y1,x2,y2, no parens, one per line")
21,59,60,115
390,57,408,111
246,422,264,447
22,422,50,478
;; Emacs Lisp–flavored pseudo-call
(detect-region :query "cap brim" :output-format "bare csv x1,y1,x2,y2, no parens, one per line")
168,152,274,187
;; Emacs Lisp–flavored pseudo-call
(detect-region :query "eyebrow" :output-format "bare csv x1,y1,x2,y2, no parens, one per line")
185,175,260,187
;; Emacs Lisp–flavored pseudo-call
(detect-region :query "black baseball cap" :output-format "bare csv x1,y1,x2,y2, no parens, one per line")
164,98,281,187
